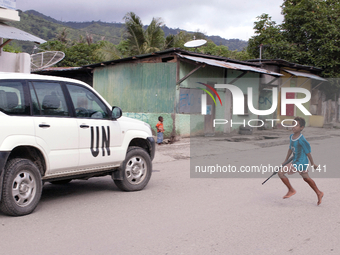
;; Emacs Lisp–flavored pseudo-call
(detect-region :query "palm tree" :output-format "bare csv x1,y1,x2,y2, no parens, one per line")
163,31,195,50
123,12,165,56
94,41,122,61
123,12,144,55
143,17,164,53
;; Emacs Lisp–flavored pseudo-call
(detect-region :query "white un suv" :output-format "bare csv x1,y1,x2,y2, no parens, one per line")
0,72,155,216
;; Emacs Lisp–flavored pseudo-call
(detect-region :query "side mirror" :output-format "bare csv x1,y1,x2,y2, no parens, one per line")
111,106,122,120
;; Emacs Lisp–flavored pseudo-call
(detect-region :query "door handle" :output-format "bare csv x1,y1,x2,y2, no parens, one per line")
39,124,50,128
80,125,89,128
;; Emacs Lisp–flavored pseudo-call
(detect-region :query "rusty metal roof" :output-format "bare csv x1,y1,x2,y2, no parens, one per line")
177,54,283,76
283,69,327,81
36,67,82,72
0,22,46,44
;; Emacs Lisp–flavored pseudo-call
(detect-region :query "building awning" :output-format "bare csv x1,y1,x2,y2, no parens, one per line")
177,54,283,77
283,69,327,81
0,22,46,44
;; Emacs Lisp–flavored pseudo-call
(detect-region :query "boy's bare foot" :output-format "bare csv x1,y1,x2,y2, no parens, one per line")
283,190,296,199
317,192,324,205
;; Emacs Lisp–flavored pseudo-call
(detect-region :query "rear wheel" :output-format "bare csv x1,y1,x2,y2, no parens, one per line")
0,158,42,216
114,147,152,191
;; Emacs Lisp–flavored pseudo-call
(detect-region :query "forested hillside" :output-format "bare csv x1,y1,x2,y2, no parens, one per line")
7,10,247,53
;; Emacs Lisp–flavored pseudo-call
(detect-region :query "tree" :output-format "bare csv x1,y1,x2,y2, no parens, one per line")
57,28,69,44
40,40,106,67
247,0,340,97
198,40,230,57
123,12,144,55
229,49,251,61
247,14,294,61
143,17,165,53
94,41,122,61
123,12,165,55
164,31,192,49
164,34,176,48
281,0,340,78
248,1,340,78
196,41,250,60
37,12,250,66
3,42,21,53
40,40,67,53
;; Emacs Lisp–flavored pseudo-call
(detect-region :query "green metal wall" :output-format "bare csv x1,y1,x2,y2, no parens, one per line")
179,62,225,88
93,63,177,113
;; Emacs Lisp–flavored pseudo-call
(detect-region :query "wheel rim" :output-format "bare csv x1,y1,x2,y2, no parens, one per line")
11,171,37,207
125,156,147,185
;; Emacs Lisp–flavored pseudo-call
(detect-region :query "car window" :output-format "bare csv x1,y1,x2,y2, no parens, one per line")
66,83,109,119
30,81,69,116
0,81,30,116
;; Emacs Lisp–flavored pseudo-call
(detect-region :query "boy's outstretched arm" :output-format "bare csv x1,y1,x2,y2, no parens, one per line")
307,153,318,169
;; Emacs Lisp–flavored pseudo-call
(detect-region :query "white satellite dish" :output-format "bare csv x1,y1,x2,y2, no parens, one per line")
184,39,207,48
31,51,65,71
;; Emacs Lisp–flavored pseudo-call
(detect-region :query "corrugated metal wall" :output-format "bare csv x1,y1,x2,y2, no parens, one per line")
93,62,177,113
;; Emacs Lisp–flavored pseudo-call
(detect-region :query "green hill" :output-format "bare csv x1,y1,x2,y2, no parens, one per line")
7,10,248,53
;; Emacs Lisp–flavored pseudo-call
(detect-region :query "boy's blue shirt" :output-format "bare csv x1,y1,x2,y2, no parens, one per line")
289,134,311,171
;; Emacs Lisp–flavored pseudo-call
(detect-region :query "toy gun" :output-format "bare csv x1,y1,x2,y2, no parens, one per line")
262,157,294,185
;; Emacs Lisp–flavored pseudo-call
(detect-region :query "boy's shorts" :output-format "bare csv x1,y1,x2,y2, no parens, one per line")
157,132,163,143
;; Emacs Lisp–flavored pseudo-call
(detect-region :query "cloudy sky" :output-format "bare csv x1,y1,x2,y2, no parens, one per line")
16,0,285,41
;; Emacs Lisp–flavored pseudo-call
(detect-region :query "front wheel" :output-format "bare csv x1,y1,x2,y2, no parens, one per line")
0,159,42,216
113,147,152,191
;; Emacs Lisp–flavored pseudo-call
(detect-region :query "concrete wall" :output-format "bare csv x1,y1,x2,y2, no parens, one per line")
0,52,30,73
310,89,340,125
123,112,192,138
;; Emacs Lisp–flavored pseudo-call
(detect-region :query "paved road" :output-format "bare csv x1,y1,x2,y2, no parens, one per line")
0,135,339,255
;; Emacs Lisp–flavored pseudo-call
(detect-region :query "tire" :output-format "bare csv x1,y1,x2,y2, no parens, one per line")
0,158,42,216
114,147,152,191
50,179,72,185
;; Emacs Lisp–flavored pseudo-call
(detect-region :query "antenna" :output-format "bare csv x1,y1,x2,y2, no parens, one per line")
184,39,207,48
31,51,65,71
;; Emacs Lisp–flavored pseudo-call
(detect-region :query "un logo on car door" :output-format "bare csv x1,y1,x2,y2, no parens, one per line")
90,126,110,157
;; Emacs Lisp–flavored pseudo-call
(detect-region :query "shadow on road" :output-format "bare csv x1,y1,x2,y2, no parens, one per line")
40,177,119,202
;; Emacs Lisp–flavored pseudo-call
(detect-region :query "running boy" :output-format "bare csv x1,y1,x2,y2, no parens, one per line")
156,116,164,145
278,116,324,205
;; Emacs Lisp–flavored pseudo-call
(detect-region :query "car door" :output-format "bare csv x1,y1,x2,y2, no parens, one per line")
65,83,123,170
29,81,79,174
0,80,35,148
